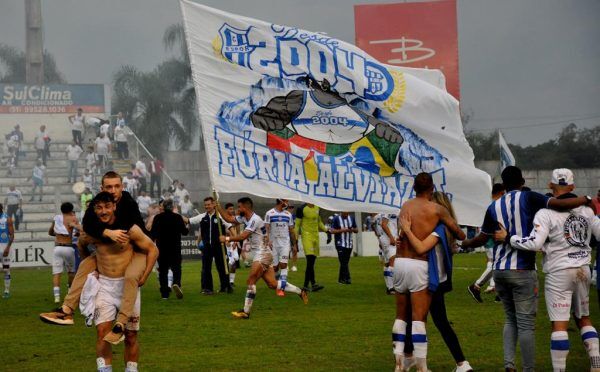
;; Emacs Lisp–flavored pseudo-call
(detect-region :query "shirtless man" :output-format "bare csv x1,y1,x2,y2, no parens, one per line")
392,173,465,372
80,192,158,372
40,172,148,345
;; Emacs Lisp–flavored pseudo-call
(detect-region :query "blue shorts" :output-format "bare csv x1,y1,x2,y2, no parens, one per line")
33,177,43,186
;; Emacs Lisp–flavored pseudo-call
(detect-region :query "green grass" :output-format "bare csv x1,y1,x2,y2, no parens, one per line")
1,254,598,371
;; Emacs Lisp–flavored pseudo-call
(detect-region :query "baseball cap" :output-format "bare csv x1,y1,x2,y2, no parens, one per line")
551,168,574,186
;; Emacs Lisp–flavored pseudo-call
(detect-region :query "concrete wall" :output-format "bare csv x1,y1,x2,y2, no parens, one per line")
522,169,600,196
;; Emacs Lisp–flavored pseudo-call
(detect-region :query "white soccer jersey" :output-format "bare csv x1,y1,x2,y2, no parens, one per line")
510,205,600,274
236,213,265,250
264,208,293,240
383,214,399,239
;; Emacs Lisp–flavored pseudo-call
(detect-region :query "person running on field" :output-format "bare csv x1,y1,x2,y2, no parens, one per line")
217,197,308,319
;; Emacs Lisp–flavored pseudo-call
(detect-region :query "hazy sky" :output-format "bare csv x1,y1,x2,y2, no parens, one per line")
1,0,598,146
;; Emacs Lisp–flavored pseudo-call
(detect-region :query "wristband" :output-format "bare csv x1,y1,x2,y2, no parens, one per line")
226,236,230,243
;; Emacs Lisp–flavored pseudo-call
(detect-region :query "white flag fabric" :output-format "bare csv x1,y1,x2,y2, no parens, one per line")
180,1,491,226
499,130,516,169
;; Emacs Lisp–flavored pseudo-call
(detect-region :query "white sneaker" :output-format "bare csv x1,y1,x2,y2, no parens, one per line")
291,266,298,272
454,360,473,372
484,286,495,293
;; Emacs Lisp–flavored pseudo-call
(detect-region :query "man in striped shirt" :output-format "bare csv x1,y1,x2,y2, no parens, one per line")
330,212,358,284
462,166,591,372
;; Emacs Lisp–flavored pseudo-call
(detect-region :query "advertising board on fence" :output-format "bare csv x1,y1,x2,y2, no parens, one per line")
0,84,105,114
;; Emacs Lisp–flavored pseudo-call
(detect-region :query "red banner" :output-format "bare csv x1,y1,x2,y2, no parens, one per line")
354,0,459,99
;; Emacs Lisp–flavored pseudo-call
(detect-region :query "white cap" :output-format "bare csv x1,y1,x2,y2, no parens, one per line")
551,168,574,186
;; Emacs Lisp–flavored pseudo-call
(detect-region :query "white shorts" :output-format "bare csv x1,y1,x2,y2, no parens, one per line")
545,267,591,321
94,275,141,331
392,258,429,293
271,238,291,266
253,247,274,270
52,246,75,275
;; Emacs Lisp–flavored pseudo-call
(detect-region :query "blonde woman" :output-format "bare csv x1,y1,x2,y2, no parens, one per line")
399,191,473,372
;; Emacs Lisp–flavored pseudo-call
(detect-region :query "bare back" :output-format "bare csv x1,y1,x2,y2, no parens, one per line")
397,197,440,260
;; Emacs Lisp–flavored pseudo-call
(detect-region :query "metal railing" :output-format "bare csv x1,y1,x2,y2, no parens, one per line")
107,114,174,184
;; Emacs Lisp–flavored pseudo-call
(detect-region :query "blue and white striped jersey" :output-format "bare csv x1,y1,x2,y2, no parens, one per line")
481,190,550,270
332,214,357,249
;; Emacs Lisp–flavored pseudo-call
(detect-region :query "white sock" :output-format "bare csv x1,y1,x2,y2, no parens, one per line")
244,285,256,314
581,326,600,368
279,268,289,290
476,261,493,287
96,357,112,372
278,280,300,295
550,331,569,372
384,266,393,290
125,361,138,372
53,286,60,298
392,319,407,367
167,269,173,288
412,321,428,371
4,269,10,293
229,272,236,284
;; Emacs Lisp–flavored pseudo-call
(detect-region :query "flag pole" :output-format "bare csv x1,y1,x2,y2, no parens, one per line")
212,188,230,276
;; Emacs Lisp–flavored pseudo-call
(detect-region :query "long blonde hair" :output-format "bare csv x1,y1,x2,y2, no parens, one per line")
432,191,457,247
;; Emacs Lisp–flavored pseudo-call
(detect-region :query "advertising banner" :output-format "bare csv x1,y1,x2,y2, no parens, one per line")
355,0,460,99
0,84,105,114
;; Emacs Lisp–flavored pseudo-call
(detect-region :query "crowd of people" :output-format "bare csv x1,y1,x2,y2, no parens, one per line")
0,160,599,371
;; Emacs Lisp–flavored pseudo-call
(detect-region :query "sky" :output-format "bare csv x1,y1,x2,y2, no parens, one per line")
0,0,599,146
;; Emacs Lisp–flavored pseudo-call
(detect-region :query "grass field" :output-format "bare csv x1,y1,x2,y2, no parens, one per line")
1,253,599,371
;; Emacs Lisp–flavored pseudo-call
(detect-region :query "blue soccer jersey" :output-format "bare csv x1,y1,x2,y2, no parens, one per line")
481,190,550,270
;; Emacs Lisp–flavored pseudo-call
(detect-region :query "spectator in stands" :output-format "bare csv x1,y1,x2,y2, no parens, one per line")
174,183,190,206
137,191,152,219
168,179,179,194
149,157,164,199
4,185,22,230
82,168,93,191
65,140,83,184
123,172,139,198
68,108,85,147
161,189,172,201
179,194,194,218
27,159,47,202
99,119,111,139
93,132,111,173
34,125,50,166
114,120,129,160
136,155,149,193
6,131,20,171
10,124,24,164
85,146,96,171
116,111,126,127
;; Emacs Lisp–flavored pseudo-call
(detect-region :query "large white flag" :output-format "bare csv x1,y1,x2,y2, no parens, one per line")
180,1,491,225
498,130,516,170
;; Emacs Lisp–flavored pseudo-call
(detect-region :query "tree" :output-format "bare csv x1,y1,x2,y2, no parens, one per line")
0,43,66,83
111,23,199,156
466,123,600,169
